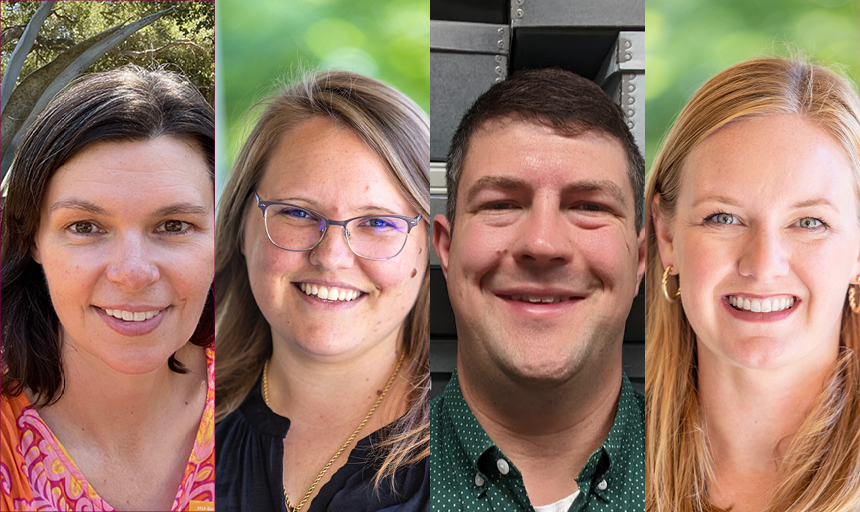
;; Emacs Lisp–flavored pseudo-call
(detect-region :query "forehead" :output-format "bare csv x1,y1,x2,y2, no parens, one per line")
459,120,631,200
258,116,412,214
680,115,857,209
44,137,211,206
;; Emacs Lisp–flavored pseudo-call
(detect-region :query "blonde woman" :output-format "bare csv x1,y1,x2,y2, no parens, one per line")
646,58,860,512
214,71,429,511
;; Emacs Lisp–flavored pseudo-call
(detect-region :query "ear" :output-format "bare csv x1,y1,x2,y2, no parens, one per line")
432,214,452,280
31,237,43,265
851,240,860,285
652,194,676,274
634,227,646,296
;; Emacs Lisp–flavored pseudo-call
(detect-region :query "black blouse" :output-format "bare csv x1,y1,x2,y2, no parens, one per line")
215,378,429,512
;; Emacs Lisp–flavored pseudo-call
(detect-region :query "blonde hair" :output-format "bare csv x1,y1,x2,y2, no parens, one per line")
215,70,430,484
646,58,860,512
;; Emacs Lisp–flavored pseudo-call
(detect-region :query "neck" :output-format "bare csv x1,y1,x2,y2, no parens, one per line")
32,340,206,454
698,340,838,478
457,343,623,505
265,328,407,427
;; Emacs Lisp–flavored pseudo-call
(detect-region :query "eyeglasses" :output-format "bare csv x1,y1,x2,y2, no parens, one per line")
254,192,422,261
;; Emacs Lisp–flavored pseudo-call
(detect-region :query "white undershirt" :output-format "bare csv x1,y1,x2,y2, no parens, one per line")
533,491,580,512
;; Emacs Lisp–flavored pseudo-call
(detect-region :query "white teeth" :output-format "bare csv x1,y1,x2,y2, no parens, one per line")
298,283,361,302
509,295,566,304
103,308,161,322
728,295,795,312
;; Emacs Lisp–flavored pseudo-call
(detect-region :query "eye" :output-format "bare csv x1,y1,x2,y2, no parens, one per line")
156,220,192,234
574,203,604,212
283,207,312,219
483,202,517,211
704,212,739,225
70,221,98,234
797,217,824,230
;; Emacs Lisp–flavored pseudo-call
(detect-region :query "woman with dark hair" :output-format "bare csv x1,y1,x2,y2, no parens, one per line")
0,66,215,511
214,70,429,511
646,58,860,512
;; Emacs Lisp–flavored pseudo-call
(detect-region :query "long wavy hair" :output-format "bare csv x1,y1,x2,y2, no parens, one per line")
215,70,430,485
646,58,860,512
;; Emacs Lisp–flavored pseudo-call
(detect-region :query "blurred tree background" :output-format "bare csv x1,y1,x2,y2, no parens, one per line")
216,0,429,194
645,0,859,171
1,1,214,101
0,1,214,178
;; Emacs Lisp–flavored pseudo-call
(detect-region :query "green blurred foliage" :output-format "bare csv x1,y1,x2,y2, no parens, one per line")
1,1,214,103
218,0,430,170
645,0,860,171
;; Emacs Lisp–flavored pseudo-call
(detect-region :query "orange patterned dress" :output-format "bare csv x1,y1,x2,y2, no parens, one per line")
0,347,215,512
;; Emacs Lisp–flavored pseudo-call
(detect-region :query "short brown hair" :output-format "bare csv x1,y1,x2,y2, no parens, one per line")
445,67,644,230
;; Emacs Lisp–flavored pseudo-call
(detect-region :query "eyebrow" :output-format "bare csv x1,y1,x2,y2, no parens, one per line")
270,198,410,217
49,198,108,215
692,195,840,212
465,175,629,206
153,202,210,217
49,199,209,217
790,198,839,212
691,195,745,209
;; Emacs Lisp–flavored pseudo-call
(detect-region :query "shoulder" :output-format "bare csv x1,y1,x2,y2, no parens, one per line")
1,392,37,507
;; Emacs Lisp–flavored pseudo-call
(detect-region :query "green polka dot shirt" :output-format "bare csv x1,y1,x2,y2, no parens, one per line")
430,371,644,512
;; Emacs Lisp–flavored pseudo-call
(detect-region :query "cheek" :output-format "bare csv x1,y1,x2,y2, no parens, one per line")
450,223,514,280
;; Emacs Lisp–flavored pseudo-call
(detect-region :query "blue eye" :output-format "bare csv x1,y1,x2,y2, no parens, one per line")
705,212,738,225
797,217,824,229
283,207,312,219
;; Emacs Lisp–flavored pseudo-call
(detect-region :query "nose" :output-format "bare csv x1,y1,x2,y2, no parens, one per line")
512,202,573,266
309,224,356,269
737,227,790,283
105,233,160,291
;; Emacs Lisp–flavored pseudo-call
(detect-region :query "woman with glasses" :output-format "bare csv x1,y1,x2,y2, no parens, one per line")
1,67,215,511
215,70,429,511
646,58,860,512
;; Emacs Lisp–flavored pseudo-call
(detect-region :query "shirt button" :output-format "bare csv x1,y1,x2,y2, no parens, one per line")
496,458,510,475
597,479,608,491
475,473,485,487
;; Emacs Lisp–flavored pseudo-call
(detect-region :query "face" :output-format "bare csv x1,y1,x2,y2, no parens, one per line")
655,115,860,372
33,137,215,375
434,120,644,385
243,117,427,361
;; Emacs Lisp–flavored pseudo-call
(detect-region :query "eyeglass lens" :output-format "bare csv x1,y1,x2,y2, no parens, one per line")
263,204,410,260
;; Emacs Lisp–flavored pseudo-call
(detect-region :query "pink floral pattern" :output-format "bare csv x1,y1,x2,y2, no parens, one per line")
1,347,214,511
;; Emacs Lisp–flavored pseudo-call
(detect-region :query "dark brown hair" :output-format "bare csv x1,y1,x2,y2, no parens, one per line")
1,65,215,407
446,67,645,230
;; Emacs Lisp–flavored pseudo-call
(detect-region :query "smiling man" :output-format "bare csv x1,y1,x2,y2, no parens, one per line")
430,68,645,511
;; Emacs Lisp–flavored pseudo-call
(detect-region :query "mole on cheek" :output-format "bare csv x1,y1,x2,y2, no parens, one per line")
411,268,417,278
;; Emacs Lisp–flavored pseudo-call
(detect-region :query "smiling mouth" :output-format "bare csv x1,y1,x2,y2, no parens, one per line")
726,295,797,313
505,294,579,304
296,283,364,302
101,308,162,322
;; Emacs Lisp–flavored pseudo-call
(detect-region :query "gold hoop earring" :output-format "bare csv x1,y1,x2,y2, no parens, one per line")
662,265,680,303
849,278,860,314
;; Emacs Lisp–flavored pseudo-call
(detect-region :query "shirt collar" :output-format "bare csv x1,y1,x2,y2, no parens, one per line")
442,369,641,499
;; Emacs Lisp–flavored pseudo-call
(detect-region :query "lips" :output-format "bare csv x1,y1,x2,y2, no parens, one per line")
102,308,162,322
726,294,797,313
508,294,576,304
297,282,364,302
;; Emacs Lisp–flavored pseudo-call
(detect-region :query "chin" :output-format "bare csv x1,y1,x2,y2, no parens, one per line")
720,338,797,370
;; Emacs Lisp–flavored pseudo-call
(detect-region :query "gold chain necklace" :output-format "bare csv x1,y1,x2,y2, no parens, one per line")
262,351,405,512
